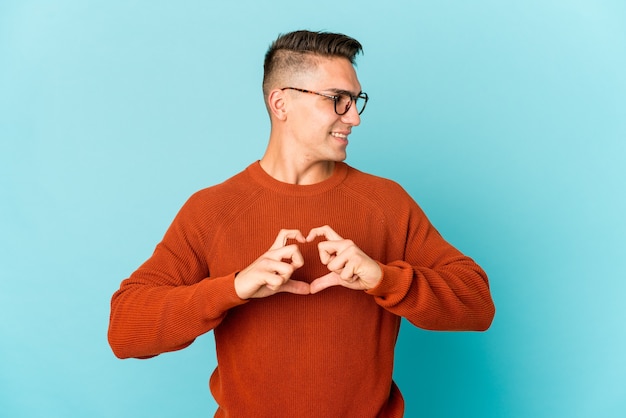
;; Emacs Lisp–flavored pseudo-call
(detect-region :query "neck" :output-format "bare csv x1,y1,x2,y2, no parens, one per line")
260,150,336,185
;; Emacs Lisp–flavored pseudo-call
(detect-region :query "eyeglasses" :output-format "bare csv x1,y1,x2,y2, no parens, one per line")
281,87,369,115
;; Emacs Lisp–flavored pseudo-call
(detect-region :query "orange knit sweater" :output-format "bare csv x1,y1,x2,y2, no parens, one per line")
108,162,495,417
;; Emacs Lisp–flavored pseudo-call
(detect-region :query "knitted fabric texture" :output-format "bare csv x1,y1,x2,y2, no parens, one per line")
108,162,495,417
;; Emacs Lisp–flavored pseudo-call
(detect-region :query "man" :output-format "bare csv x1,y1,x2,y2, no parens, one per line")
108,30,495,417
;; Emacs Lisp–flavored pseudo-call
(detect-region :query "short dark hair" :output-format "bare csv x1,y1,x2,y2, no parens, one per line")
262,30,363,99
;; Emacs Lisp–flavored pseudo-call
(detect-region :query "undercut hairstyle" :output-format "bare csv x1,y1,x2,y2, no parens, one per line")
262,30,363,99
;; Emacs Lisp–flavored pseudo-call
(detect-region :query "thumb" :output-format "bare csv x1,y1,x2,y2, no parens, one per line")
309,272,341,294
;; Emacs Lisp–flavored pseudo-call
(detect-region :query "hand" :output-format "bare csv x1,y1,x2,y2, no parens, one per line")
306,225,382,294
234,229,310,299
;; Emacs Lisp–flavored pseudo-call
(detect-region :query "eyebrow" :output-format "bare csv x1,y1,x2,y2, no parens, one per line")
327,88,362,97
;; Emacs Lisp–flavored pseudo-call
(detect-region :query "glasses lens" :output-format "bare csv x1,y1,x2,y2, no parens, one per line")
334,93,368,115
354,93,367,115
334,94,350,115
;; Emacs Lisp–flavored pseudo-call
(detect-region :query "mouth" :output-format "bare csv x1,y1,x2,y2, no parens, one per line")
330,132,349,142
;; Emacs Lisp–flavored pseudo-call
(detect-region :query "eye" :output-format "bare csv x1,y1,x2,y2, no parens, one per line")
337,93,351,106
328,94,340,103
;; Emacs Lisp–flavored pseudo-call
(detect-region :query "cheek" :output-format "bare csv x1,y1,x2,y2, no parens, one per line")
294,108,339,138
305,116,334,135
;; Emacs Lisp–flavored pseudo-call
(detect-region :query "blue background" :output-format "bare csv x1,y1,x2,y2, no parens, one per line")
1,1,625,417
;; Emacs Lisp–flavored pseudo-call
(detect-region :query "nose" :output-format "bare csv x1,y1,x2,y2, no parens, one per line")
341,102,361,126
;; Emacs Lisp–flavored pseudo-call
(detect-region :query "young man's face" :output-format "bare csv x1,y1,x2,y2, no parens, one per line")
284,57,363,163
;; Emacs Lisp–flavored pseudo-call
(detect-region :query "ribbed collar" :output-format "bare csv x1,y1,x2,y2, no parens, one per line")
246,161,349,196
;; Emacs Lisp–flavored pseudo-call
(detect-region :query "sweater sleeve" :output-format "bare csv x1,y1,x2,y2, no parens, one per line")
108,195,248,359
365,197,495,332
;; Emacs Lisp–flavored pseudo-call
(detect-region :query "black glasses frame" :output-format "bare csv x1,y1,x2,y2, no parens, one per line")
281,87,368,115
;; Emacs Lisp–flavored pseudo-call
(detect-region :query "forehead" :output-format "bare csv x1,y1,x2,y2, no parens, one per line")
307,56,362,94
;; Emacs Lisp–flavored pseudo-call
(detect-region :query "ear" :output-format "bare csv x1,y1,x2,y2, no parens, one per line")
267,89,288,121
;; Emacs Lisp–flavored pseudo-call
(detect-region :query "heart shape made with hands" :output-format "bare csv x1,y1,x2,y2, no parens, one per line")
234,225,382,299
270,225,382,295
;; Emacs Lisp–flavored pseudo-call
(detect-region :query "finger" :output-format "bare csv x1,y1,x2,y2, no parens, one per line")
270,229,306,250
265,270,296,290
327,249,362,281
254,260,295,282
269,244,304,268
306,225,343,242
309,272,342,294
324,246,350,271
338,259,358,281
288,249,305,269
317,241,346,264
318,245,335,266
276,280,311,295
236,269,287,299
